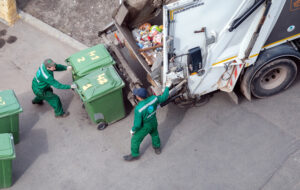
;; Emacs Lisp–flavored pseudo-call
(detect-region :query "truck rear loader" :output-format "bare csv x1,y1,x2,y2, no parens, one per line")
99,0,300,107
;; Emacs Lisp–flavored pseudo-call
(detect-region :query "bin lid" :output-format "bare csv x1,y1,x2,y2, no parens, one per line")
0,133,15,160
75,66,125,102
65,44,115,77
0,90,23,118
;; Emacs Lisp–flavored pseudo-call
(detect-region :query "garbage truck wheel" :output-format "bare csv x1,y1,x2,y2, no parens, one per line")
98,122,108,130
240,44,300,100
251,58,297,98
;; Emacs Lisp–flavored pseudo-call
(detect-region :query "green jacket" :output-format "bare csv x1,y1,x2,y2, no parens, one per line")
32,63,70,91
132,87,169,132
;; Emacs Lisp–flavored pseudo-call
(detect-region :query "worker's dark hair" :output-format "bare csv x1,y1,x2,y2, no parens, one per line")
44,58,56,67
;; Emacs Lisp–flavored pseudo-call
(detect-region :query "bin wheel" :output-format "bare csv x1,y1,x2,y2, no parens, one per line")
97,122,108,130
82,104,85,109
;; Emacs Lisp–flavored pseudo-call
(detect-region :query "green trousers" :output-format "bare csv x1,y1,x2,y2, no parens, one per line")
32,87,64,116
131,120,160,157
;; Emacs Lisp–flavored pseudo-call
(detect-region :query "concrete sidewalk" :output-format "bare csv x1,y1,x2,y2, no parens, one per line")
1,16,300,190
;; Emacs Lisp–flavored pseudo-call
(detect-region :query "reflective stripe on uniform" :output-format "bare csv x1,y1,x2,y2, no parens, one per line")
138,97,157,113
34,76,40,83
40,64,49,79
147,111,156,119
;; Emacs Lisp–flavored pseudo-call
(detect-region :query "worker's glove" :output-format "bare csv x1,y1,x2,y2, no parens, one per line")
166,78,172,88
67,66,73,71
130,129,135,136
70,83,77,89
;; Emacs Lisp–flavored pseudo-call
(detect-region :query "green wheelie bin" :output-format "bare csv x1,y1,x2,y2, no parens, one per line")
65,44,115,81
75,66,125,130
0,90,22,144
0,133,16,188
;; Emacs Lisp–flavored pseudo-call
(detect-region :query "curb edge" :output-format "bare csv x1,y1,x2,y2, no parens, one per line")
19,11,89,50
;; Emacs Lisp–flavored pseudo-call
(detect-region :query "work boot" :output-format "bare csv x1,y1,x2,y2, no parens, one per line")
154,147,161,155
55,111,70,118
123,154,139,161
32,100,43,105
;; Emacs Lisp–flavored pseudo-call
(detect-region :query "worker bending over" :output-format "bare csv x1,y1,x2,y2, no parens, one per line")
32,58,76,118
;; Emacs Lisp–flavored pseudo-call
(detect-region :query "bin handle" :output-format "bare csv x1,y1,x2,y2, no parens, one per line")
75,88,85,101
65,58,70,64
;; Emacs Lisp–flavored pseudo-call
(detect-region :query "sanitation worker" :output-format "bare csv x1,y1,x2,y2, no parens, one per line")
123,79,172,161
32,58,76,118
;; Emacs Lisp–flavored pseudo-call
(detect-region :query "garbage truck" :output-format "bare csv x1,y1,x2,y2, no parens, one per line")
99,0,300,107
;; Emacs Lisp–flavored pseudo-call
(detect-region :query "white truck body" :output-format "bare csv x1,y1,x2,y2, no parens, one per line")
163,0,291,95
100,0,300,106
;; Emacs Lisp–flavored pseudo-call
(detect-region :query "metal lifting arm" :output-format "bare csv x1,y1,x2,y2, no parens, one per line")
244,0,272,58
229,0,267,32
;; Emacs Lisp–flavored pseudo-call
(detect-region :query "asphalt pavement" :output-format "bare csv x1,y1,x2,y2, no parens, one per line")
16,0,119,46
0,15,300,190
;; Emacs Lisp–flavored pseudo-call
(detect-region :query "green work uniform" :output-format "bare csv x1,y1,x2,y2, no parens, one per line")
131,87,169,157
32,63,70,116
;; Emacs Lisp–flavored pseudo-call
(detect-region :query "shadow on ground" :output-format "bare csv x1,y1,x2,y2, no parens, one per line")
159,104,188,148
139,103,188,155
16,0,31,9
18,90,47,138
13,128,48,183
11,90,49,183
11,77,74,183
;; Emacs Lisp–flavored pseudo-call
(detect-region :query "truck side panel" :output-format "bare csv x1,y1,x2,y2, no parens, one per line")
264,0,300,47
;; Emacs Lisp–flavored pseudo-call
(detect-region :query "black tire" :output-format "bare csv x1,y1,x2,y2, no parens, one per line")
240,44,300,100
251,58,297,98
97,122,108,130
